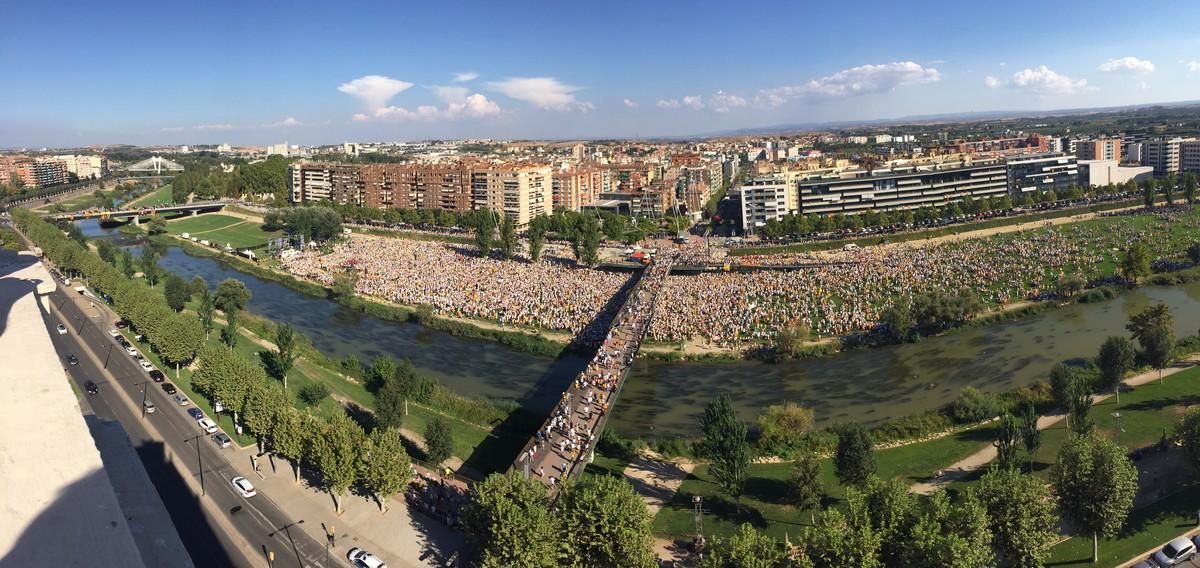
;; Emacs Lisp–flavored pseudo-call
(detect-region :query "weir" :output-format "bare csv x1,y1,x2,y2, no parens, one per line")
511,253,676,495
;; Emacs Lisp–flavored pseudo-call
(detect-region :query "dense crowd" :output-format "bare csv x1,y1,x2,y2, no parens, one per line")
281,235,628,337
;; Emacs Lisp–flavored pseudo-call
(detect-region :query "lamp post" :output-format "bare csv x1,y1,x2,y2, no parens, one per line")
268,519,304,568
185,425,206,496
1112,412,1123,446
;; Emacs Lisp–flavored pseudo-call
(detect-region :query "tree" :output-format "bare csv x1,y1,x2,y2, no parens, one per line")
559,475,657,568
755,401,814,454
475,209,496,257
311,411,365,514
699,523,790,568
243,381,288,452
157,315,203,377
699,393,751,506
120,249,135,279
527,221,547,262
1066,374,1094,435
805,488,883,568
498,216,517,259
221,308,240,349
1127,303,1175,382
273,409,308,484
770,322,810,361
425,416,453,467
1052,433,1139,564
1096,336,1136,395
462,472,557,568
1018,403,1042,472
993,413,1021,470
904,491,994,568
1164,174,1177,205
576,215,601,266
190,275,208,297
163,274,190,312
1142,179,1155,208
791,450,823,525
375,375,407,431
146,215,168,235
271,322,298,390
214,278,251,312
878,297,914,344
1055,274,1086,299
139,247,160,286
951,387,1000,423
331,270,358,300
1176,408,1200,473
973,467,1057,568
1185,173,1198,206
1119,241,1152,285
834,422,876,488
298,383,330,406
172,180,191,203
862,477,916,566
365,356,397,393
96,239,117,266
197,291,215,340
361,428,412,513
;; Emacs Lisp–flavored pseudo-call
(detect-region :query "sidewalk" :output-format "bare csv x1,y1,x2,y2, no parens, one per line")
224,448,464,568
911,355,1200,494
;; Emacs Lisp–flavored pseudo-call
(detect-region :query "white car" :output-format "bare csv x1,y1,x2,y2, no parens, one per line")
56,323,67,335
197,418,218,434
124,345,139,357
230,476,256,498
1154,536,1197,566
139,360,155,372
347,548,386,568
108,329,121,338
172,395,189,406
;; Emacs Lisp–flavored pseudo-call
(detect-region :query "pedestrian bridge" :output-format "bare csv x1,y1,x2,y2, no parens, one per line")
47,201,226,222
511,254,676,496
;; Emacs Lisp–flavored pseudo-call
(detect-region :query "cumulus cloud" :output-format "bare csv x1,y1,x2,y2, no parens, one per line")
681,95,704,110
709,91,747,112
487,77,591,111
656,99,681,109
623,98,639,108
1005,65,1090,95
1099,56,1155,74
453,71,479,82
337,75,415,113
359,91,501,122
193,123,234,131
266,117,301,127
1186,61,1200,72
754,61,941,108
984,76,1001,88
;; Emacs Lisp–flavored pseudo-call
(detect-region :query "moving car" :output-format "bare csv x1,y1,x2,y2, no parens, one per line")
212,433,232,448
187,408,204,420
161,383,177,395
65,354,78,366
1153,536,1196,566
84,381,98,395
230,476,256,498
173,395,189,406
197,418,218,434
149,370,165,383
56,323,67,335
142,400,156,414
347,548,386,568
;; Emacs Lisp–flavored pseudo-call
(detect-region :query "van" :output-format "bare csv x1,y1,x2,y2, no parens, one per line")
142,400,156,414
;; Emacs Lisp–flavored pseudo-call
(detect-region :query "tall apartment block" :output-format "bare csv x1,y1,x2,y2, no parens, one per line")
1142,138,1189,175
1074,138,1121,162
471,165,552,227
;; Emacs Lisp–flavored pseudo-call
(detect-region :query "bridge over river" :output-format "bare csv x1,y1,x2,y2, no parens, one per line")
511,254,676,495
47,201,225,223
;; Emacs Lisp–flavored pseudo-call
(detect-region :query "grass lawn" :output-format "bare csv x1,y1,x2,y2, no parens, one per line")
0,227,25,251
128,184,175,207
167,213,281,249
1046,482,1200,567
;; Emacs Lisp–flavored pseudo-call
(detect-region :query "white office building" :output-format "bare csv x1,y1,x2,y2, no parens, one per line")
739,177,794,233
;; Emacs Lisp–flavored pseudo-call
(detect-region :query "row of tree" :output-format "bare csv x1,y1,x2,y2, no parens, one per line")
171,155,290,203
262,206,344,242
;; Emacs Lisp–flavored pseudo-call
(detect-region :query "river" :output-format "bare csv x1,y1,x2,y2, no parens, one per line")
77,219,1200,438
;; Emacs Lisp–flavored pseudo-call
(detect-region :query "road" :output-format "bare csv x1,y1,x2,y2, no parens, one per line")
43,285,337,568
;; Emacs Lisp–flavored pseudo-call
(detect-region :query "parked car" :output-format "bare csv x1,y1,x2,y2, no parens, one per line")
108,329,121,338
1154,536,1196,566
173,395,189,406
187,408,204,420
212,432,232,449
115,320,127,329
142,400,156,414
84,381,98,395
161,383,177,395
230,476,256,498
139,360,155,372
347,548,386,568
65,354,78,366
56,323,67,335
149,370,165,383
124,345,138,357
197,418,218,434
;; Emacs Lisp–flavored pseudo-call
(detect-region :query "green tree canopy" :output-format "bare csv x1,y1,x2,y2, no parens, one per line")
214,278,251,312
834,422,876,488
559,474,657,568
424,416,453,467
462,473,557,568
1051,433,1139,563
361,428,412,513
699,393,751,505
163,274,190,312
973,467,1057,568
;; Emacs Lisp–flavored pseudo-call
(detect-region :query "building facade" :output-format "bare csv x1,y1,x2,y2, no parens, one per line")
1005,153,1079,195
739,178,792,233
1075,138,1121,162
794,160,1009,215
1142,138,1189,175
470,165,552,226
1077,159,1154,187
1181,140,1200,173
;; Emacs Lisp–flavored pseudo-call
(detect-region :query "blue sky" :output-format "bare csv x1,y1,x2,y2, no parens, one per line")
3,0,1200,147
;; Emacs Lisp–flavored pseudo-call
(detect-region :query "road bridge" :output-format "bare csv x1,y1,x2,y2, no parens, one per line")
47,201,225,223
511,254,676,496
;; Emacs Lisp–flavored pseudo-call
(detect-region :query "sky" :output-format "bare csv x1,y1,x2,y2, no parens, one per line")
3,0,1200,148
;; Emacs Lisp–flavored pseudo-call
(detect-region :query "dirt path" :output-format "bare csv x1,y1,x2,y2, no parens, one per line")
182,219,248,235
622,452,697,565
911,354,1200,494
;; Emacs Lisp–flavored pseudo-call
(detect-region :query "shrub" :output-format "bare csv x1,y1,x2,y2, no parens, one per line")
298,383,330,406
950,387,1000,424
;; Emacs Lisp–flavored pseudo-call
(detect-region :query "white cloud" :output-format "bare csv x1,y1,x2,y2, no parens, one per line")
1005,65,1090,95
431,85,470,104
1186,61,1200,72
160,126,185,132
682,95,704,110
755,61,941,107
623,98,639,108
363,86,501,122
983,76,1001,88
1099,56,1155,74
193,123,234,131
337,75,414,113
656,99,681,109
1140,81,1151,90
453,71,479,82
709,91,747,112
487,77,591,111
266,117,301,127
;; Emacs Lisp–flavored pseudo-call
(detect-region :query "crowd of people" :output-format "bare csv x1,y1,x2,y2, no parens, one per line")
280,235,629,338
405,465,469,529
521,252,675,490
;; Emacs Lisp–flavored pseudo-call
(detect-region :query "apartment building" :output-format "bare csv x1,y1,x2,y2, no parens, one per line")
32,158,69,187
289,162,365,205
470,165,552,226
739,178,793,234
1181,140,1200,173
551,168,607,212
1142,138,1191,175
1075,138,1121,162
361,163,471,211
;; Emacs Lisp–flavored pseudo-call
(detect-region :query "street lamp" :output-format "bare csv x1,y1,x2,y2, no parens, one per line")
1112,412,1123,445
185,425,206,497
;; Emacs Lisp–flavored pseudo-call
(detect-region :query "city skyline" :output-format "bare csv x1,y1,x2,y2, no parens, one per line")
4,0,1200,147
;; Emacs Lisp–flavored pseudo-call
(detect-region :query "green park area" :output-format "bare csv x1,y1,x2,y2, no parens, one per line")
128,184,176,207
166,213,282,249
